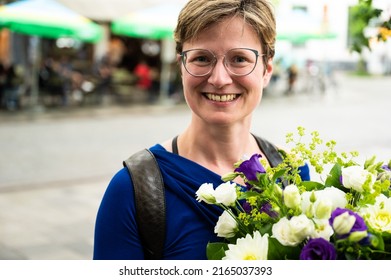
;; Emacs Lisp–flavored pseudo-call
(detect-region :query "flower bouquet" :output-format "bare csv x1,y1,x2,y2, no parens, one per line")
196,127,391,260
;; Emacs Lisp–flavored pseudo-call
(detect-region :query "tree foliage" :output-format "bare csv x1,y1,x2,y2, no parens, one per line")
349,0,391,54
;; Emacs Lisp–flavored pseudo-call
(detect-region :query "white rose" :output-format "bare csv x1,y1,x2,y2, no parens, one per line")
214,181,237,207
214,210,238,238
310,218,334,240
272,215,313,246
289,214,315,240
283,184,301,209
272,217,300,246
341,166,376,193
195,183,216,204
301,187,347,219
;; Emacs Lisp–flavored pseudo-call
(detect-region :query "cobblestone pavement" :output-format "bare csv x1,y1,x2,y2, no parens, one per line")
0,73,390,259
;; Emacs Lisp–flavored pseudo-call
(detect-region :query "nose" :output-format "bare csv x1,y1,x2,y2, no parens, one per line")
207,58,233,88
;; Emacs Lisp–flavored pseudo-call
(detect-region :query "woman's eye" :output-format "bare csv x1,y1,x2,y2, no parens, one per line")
232,56,247,63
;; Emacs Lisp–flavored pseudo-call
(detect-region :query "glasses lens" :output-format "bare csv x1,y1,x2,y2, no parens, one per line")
182,49,214,76
182,48,259,77
225,48,258,76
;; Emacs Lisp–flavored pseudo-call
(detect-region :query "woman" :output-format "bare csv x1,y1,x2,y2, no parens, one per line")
93,0,309,260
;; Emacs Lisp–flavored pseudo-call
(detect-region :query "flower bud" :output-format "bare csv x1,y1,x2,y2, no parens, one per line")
221,172,239,182
195,183,216,204
368,234,381,248
332,212,356,235
273,183,283,197
283,184,301,209
214,210,238,238
315,200,332,219
348,231,367,242
310,191,317,203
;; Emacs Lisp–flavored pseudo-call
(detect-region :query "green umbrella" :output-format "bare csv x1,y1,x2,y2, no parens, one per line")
111,3,182,40
0,0,104,110
0,0,103,43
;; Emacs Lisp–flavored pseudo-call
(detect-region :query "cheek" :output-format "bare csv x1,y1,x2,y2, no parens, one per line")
245,74,266,94
182,74,204,95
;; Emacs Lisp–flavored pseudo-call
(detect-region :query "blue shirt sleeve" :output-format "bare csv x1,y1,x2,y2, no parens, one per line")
299,162,311,181
93,168,144,260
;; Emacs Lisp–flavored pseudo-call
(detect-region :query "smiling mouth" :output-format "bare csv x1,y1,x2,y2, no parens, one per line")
205,93,240,102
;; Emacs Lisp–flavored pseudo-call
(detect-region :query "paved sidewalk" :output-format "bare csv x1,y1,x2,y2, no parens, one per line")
0,73,390,259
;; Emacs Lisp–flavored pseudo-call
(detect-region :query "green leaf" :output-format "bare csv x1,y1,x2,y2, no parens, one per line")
239,191,262,200
206,242,228,260
325,163,343,188
300,181,325,191
267,238,301,260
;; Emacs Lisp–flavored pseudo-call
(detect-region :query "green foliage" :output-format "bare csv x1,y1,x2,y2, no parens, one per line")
267,237,301,260
206,242,228,260
348,0,385,54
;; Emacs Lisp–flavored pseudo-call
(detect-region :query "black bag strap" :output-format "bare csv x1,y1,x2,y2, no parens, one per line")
123,149,166,260
252,134,284,168
252,134,288,187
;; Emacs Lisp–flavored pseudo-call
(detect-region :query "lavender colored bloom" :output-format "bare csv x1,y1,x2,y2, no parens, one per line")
382,164,391,172
234,154,266,181
242,201,252,213
260,202,279,219
329,208,367,239
300,238,337,260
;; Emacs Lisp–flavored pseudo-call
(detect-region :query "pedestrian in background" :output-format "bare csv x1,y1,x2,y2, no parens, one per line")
286,63,298,94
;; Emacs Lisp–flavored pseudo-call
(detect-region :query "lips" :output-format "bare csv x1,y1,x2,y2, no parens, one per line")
205,93,239,102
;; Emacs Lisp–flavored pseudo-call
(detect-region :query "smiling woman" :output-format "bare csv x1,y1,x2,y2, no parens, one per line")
93,0,309,261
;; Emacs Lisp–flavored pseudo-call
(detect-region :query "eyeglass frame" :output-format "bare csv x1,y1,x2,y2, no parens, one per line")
179,47,264,77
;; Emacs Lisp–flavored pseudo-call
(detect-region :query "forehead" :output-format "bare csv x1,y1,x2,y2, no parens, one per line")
183,16,262,51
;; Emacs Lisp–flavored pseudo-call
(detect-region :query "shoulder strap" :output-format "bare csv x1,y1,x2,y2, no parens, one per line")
253,134,283,168
172,135,179,155
253,135,288,187
123,149,166,260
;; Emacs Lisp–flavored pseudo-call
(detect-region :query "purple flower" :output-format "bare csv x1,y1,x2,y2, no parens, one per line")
300,238,337,260
382,164,391,172
260,202,279,219
329,208,367,239
242,201,252,213
234,154,266,181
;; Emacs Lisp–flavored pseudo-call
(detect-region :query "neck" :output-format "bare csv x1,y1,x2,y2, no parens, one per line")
177,122,261,176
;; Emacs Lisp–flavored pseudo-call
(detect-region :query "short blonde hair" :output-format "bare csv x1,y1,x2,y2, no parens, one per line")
174,0,276,66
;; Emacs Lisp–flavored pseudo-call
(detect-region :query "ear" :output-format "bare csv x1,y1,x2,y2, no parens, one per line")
262,58,274,88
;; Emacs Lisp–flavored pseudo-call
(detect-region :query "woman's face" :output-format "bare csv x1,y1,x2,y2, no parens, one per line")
180,16,273,126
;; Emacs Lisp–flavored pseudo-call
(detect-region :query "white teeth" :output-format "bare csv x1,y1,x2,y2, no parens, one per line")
206,93,237,102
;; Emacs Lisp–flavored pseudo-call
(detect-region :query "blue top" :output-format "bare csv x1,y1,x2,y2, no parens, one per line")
93,144,310,260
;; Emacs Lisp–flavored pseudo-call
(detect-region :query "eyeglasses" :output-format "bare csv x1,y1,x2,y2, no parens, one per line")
180,48,262,77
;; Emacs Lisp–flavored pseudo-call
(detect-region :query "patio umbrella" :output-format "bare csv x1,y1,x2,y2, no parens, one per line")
111,3,183,40
276,9,337,45
0,0,104,109
0,0,103,43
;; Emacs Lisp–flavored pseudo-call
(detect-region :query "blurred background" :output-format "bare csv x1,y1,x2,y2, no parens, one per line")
0,0,390,259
